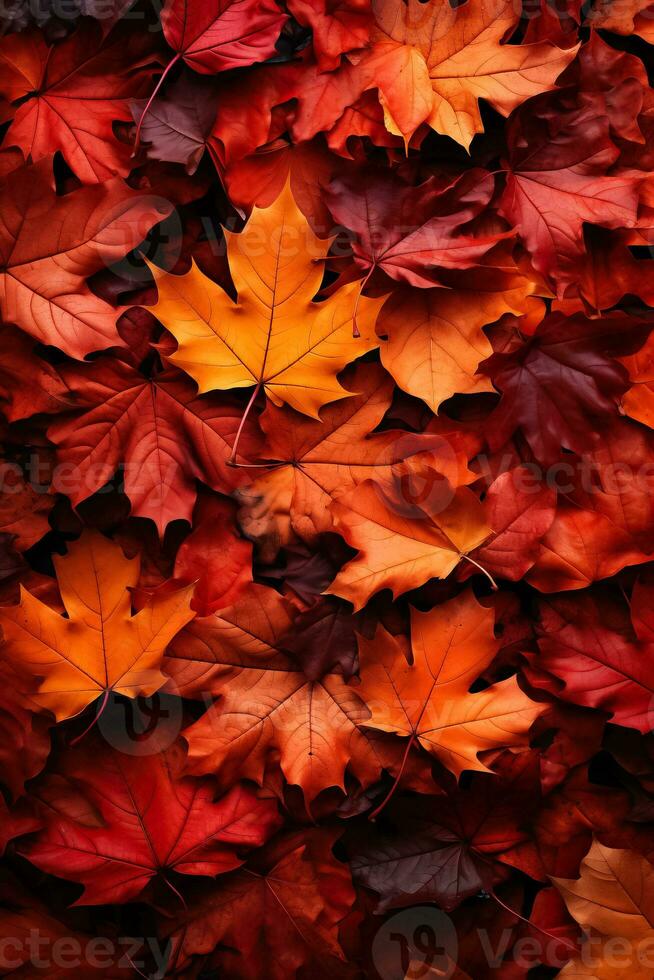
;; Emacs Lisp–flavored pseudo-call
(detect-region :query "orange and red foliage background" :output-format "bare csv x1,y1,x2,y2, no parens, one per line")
1,0,654,977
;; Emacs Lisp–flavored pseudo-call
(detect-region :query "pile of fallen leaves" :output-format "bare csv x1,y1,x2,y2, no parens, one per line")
2,0,654,977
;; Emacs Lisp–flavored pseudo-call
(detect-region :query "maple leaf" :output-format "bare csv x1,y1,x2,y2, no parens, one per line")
482,313,641,466
529,594,654,733
377,273,537,412
500,92,643,293
20,731,281,905
0,158,170,358
527,504,652,592
328,463,491,610
163,829,355,980
161,0,287,74
287,0,373,69
131,71,220,176
166,583,384,801
47,357,259,534
0,23,163,183
356,590,545,780
145,180,384,423
361,0,578,148
0,530,194,722
236,361,470,559
4,0,654,960
325,167,504,288
350,755,541,910
458,467,557,584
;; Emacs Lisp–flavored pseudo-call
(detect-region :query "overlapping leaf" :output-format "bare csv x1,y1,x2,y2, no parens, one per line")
21,731,281,904
0,531,194,721
0,159,170,358
146,180,384,418
2,2,654,975
356,590,545,776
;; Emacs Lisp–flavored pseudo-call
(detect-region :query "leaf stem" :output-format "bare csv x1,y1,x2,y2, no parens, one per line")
228,381,262,466
369,733,416,821
69,687,110,747
227,459,287,469
133,53,182,154
352,264,375,338
459,553,498,591
161,874,188,910
123,951,152,980
489,888,578,956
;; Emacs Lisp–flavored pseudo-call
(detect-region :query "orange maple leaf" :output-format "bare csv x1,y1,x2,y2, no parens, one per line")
356,590,545,786
0,530,195,722
236,362,475,560
328,460,491,609
145,180,384,422
167,583,384,801
378,272,539,412
361,0,579,148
